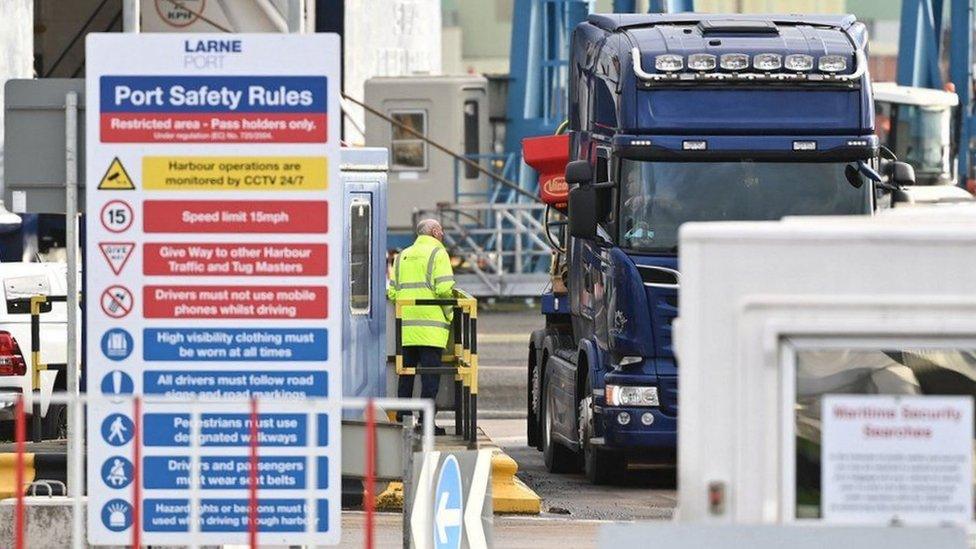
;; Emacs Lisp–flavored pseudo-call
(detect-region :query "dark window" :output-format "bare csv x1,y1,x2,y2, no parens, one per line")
463,100,480,179
349,197,372,315
591,80,617,129
390,110,427,170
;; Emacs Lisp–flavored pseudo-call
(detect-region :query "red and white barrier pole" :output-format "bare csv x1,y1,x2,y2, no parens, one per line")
364,398,376,549
14,394,26,549
248,397,259,548
132,396,141,548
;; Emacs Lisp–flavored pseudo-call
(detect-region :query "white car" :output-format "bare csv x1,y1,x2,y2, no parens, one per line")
0,262,77,439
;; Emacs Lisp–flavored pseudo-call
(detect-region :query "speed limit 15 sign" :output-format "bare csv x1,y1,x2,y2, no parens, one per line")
100,200,134,233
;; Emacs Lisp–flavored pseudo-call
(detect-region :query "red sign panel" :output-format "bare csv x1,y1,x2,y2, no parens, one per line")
101,113,328,143
143,200,328,233
142,285,327,319
143,243,328,276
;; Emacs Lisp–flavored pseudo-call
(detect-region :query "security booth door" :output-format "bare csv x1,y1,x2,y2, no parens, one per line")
781,337,976,527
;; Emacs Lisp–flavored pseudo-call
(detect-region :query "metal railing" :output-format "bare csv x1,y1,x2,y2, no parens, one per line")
1,392,436,549
393,290,480,446
414,203,558,296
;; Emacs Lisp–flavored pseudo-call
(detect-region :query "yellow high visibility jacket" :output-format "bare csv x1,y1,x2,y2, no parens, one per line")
387,235,456,348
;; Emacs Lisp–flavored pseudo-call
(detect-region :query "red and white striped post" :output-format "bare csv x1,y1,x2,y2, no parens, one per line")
364,398,377,549
132,396,142,548
248,397,260,548
14,395,26,549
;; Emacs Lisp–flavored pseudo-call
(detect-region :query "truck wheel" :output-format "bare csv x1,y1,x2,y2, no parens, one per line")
42,404,67,440
579,395,625,485
542,371,577,473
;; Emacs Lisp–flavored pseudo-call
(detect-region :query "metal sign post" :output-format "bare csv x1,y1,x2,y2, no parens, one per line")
65,91,81,501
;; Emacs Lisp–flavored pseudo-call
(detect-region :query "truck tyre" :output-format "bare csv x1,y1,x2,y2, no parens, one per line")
42,404,67,440
579,394,625,485
542,368,577,473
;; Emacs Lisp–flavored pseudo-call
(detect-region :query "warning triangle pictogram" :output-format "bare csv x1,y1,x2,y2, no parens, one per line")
99,242,135,275
98,157,136,190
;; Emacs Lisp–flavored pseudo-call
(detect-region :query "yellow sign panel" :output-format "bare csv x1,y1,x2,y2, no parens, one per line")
142,157,328,191
98,157,136,190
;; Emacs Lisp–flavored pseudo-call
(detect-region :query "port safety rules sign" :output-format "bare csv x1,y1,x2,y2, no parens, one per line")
85,34,342,545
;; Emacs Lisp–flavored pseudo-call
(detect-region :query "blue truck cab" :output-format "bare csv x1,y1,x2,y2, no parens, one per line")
525,13,904,483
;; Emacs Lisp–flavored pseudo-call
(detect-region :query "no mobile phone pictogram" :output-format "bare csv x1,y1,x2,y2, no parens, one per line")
99,243,135,275
100,285,134,319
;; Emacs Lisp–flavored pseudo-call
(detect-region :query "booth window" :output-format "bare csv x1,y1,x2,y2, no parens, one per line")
390,110,428,170
463,100,480,179
349,197,372,315
792,346,976,520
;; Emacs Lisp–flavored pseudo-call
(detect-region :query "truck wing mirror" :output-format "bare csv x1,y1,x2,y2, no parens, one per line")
565,160,593,185
569,186,598,240
889,161,916,186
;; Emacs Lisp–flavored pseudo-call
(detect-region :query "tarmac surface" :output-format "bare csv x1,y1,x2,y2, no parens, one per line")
475,305,678,522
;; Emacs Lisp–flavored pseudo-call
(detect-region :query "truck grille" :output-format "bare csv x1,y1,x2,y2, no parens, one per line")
647,287,678,358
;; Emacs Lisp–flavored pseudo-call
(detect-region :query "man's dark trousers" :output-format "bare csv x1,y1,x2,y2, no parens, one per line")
397,345,442,401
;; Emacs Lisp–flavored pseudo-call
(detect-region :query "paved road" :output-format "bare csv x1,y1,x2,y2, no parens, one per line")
341,510,614,548
474,304,540,416
483,418,677,521
476,305,678,522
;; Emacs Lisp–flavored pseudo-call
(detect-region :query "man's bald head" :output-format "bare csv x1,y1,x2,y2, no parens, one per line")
416,218,444,241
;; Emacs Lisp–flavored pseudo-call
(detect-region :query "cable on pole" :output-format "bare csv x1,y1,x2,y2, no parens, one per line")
342,93,543,204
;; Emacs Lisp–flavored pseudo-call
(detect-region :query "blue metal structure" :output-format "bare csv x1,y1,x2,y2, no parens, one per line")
613,0,694,13
527,13,885,484
897,0,974,186
505,0,592,197
340,148,389,417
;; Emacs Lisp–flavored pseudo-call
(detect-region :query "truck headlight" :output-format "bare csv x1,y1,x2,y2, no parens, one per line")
655,54,683,72
720,53,749,71
818,55,847,73
785,54,814,71
753,53,781,71
687,53,716,71
606,385,659,407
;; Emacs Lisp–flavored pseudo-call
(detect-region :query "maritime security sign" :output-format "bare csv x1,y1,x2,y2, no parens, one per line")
85,33,342,545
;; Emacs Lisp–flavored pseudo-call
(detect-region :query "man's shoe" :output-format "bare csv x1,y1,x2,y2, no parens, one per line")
415,424,448,436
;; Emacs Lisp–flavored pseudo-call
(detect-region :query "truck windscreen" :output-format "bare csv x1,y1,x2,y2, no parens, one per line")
618,160,871,253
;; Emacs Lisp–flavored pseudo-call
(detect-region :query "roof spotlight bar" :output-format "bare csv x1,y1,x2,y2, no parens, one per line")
632,48,867,85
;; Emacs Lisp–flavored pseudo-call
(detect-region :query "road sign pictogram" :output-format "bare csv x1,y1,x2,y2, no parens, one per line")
98,242,135,275
98,157,136,190
100,285,133,319
100,200,134,233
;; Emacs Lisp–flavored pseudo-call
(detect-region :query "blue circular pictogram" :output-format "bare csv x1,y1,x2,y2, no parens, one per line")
100,370,134,396
101,456,134,489
101,498,133,532
101,328,133,361
100,413,134,446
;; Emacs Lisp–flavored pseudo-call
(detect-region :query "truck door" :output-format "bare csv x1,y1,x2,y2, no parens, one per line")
572,147,613,354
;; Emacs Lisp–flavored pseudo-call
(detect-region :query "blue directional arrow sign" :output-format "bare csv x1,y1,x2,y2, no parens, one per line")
434,455,463,549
